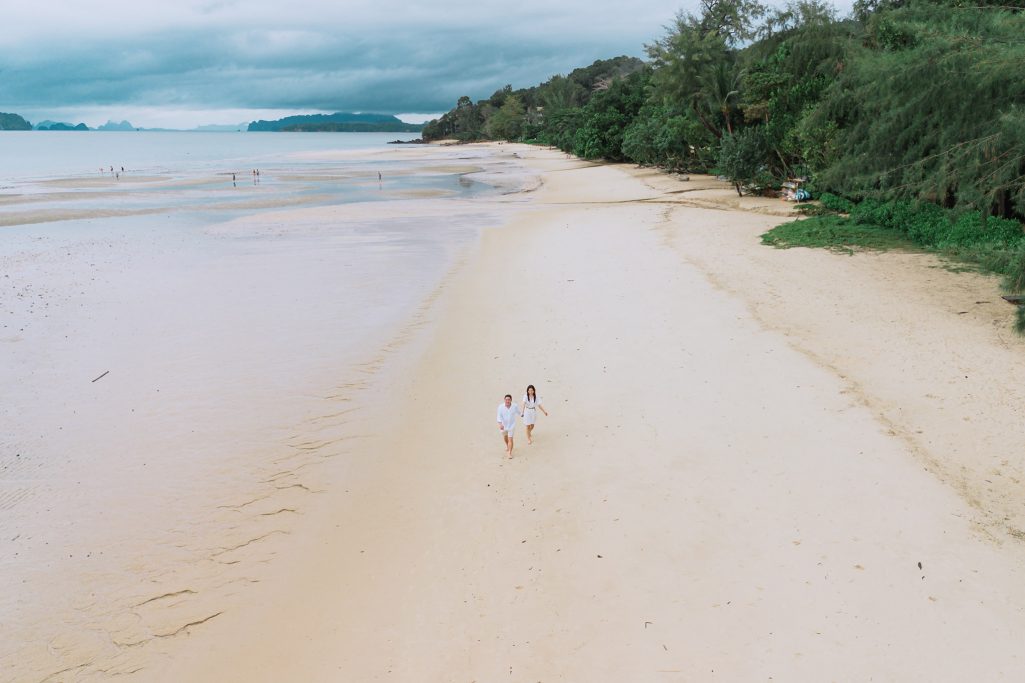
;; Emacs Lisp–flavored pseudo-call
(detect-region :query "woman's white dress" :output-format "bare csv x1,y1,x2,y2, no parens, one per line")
522,395,542,425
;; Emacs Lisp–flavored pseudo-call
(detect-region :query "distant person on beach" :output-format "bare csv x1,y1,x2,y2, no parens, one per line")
497,393,519,458
521,384,548,445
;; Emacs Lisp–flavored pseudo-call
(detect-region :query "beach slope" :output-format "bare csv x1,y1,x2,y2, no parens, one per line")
159,147,1025,681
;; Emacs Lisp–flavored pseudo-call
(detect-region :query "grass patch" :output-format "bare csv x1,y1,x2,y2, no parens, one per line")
761,215,915,253
795,202,838,217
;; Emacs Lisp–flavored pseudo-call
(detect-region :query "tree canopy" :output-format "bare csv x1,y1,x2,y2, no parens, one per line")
423,0,1025,222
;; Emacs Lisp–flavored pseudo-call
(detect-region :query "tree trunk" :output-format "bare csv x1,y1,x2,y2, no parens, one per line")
691,98,722,139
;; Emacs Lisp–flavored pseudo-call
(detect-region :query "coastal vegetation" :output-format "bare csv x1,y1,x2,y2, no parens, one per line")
423,0,1025,309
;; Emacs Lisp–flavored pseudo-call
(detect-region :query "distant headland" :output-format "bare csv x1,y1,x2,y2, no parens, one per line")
247,112,423,133
0,112,33,130
0,114,138,131
0,111,422,133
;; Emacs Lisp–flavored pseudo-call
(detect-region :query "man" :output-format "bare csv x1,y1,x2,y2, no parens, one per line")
497,394,519,458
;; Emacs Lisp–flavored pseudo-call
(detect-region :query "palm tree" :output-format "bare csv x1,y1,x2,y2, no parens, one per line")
696,61,745,137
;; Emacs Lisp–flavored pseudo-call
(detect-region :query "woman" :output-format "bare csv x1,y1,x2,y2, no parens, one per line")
521,384,549,445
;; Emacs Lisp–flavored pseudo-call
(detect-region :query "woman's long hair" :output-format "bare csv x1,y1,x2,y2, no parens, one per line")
525,384,536,404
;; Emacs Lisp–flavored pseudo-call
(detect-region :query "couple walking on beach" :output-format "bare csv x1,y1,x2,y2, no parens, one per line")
496,384,549,458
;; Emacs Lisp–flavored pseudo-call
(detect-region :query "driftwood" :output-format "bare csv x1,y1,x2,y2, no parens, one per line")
91,370,109,383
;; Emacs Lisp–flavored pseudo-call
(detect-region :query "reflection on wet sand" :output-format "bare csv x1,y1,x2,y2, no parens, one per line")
0,160,492,229
0,143,536,682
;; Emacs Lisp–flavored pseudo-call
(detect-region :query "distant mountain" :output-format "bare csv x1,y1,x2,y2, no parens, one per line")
36,120,89,131
280,121,423,133
191,123,248,132
248,112,421,132
97,120,136,131
0,112,32,130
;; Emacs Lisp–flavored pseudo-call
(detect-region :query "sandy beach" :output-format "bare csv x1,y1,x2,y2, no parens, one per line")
7,142,1025,681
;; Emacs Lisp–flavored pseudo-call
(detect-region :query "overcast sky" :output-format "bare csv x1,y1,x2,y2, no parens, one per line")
0,0,854,128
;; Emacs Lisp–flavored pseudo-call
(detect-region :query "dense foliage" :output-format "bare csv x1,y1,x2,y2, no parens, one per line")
424,0,1025,216
424,0,1025,298
421,57,646,143
809,3,1025,217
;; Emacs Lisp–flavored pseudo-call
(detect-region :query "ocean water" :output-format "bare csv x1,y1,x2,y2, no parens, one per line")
0,131,492,221
0,130,423,181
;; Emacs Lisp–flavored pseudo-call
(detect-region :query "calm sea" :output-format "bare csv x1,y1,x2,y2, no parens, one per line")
0,130,422,181
0,130,492,223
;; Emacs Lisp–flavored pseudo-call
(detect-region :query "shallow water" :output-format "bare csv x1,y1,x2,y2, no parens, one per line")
0,132,492,227
0,130,421,181
0,137,529,679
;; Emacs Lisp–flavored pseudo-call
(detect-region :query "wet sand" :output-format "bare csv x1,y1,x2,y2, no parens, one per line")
6,143,1025,681
0,144,534,681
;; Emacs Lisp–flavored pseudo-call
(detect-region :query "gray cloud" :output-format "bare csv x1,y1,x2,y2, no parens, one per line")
0,0,853,126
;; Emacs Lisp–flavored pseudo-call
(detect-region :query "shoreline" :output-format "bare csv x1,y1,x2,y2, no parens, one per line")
158,144,1025,680
0,144,538,681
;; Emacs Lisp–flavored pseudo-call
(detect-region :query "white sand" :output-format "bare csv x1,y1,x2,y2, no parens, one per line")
154,146,1025,681
7,143,1025,681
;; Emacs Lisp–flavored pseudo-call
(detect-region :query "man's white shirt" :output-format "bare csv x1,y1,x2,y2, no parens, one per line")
497,403,518,431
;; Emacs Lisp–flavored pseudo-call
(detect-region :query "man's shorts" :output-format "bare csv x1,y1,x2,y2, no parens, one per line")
503,427,516,438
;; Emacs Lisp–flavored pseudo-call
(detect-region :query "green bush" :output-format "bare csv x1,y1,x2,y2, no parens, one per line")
985,216,1025,245
818,192,855,213
937,212,1022,249
842,199,1025,251
1001,242,1025,294
717,127,774,196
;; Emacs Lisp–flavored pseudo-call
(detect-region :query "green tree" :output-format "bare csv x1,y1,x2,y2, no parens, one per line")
487,95,527,140
647,1,765,141
806,3,1025,216
540,75,586,113
740,2,852,178
623,104,710,171
454,96,483,139
571,70,651,161
717,126,772,195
